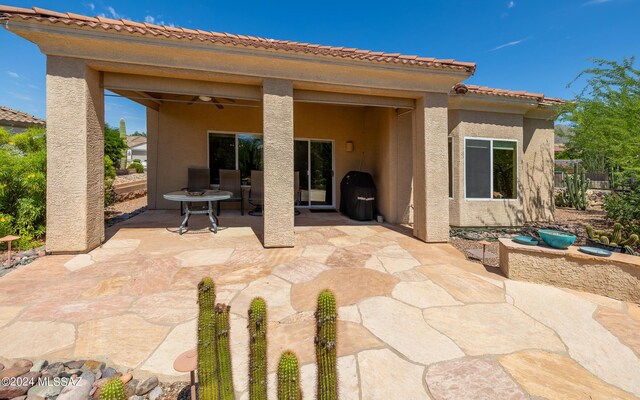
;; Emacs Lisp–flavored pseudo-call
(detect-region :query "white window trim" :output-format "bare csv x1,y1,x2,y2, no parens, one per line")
448,137,454,199
463,137,519,201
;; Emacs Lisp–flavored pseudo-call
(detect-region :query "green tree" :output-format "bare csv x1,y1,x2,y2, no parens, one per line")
104,123,126,166
131,131,147,137
559,57,640,178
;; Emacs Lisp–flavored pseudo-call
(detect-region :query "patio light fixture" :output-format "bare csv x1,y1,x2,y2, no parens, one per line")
345,141,354,152
198,95,212,102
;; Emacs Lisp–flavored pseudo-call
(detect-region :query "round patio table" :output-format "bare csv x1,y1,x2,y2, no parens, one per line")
163,190,232,234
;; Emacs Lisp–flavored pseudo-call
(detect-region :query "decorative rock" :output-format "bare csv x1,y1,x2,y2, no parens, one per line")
57,376,92,400
81,371,96,386
119,373,132,384
135,376,159,396
29,360,48,372
81,360,105,374
423,303,566,355
148,386,162,400
0,371,39,398
499,350,638,400
0,359,33,378
358,349,427,399
42,362,63,378
425,358,527,400
27,382,64,399
59,369,83,378
359,296,464,365
101,367,117,379
129,396,145,400
125,379,139,398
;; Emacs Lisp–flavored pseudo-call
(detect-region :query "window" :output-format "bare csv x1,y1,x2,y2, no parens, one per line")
464,138,517,199
448,137,453,198
208,132,263,185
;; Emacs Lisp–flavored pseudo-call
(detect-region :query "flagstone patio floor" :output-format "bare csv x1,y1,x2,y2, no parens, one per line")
0,210,639,399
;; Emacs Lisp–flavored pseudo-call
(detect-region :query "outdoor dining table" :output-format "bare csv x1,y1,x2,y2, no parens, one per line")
163,190,232,234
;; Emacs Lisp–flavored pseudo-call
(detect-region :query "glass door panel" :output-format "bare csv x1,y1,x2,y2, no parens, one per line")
310,141,333,207
294,140,309,205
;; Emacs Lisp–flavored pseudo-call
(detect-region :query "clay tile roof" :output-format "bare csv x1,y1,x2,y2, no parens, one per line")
451,84,564,106
0,105,45,127
0,5,476,74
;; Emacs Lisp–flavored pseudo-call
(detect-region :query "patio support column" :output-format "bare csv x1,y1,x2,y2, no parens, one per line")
262,79,295,247
46,56,104,253
413,93,449,242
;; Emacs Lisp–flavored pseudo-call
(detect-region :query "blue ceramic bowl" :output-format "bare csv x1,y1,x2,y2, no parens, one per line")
538,229,576,249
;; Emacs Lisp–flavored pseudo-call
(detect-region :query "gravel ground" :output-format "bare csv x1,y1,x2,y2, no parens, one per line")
105,196,148,223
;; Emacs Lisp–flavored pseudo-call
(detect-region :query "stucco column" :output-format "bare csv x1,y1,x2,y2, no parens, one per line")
413,93,449,242
46,56,104,253
262,79,295,247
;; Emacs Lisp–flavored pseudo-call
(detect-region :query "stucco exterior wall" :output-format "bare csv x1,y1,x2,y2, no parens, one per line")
147,97,389,213
522,117,555,222
448,109,527,227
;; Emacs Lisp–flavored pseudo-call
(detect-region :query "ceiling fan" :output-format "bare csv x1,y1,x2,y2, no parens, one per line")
187,95,236,109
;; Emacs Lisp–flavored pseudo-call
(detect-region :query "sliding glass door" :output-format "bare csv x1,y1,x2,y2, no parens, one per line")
294,139,334,208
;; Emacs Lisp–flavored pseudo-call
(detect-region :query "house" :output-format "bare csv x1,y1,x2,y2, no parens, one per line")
125,135,147,169
0,105,45,134
0,6,560,253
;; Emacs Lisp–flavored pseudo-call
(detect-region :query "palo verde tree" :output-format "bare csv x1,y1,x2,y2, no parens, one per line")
559,57,640,180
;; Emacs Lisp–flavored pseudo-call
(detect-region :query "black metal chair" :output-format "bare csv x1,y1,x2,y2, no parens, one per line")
248,170,264,216
217,169,244,216
181,168,210,216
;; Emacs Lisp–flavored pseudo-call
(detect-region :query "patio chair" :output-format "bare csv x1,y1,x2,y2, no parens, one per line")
181,168,211,216
217,169,244,216
248,170,264,216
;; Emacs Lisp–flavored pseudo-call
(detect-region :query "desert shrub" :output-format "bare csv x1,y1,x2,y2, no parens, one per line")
127,162,144,173
603,188,640,235
0,126,47,249
104,155,117,206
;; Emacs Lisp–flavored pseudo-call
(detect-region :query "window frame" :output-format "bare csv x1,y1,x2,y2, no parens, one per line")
207,130,263,185
463,137,519,201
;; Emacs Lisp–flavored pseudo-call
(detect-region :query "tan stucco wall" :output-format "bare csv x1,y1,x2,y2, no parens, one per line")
522,117,555,222
45,56,104,253
448,109,526,227
500,239,640,303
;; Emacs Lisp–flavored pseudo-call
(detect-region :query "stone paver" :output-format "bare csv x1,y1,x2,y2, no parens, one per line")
358,349,427,400
0,321,75,358
423,303,565,355
499,350,638,400
506,280,640,396
0,210,638,399
359,296,464,365
426,358,528,400
392,281,461,308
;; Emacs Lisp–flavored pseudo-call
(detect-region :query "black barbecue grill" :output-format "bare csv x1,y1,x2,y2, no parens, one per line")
339,171,377,221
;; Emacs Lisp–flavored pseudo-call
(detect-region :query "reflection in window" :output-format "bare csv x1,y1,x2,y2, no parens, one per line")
208,133,263,185
464,138,517,200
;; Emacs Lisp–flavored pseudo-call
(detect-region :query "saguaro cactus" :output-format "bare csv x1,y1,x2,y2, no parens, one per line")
248,297,268,400
216,303,234,400
100,378,127,400
198,277,219,400
277,351,301,400
315,290,337,400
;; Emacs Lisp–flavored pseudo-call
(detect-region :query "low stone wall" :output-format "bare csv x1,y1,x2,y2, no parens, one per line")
499,238,640,303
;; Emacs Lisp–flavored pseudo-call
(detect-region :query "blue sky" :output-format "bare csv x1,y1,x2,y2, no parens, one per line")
1,0,638,134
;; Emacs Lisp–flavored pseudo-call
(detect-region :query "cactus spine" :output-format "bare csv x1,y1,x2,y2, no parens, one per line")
315,290,337,400
216,303,234,400
249,297,268,400
99,378,127,400
277,351,301,400
198,277,219,400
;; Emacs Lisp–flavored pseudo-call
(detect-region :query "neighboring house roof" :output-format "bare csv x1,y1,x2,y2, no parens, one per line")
126,135,147,149
0,5,476,74
451,83,563,106
0,105,45,128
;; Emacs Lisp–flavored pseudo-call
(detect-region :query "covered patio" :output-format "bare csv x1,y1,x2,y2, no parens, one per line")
1,211,639,399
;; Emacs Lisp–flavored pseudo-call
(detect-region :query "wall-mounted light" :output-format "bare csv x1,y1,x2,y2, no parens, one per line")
345,141,354,152
199,95,212,102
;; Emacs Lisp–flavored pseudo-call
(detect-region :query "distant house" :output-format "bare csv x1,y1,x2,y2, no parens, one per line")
0,105,45,134
126,135,147,169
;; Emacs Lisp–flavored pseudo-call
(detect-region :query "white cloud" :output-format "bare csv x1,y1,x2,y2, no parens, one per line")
507,1,515,8
107,6,119,19
490,38,529,51
88,3,95,11
583,0,613,4
144,15,155,24
8,92,33,101
7,71,19,78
